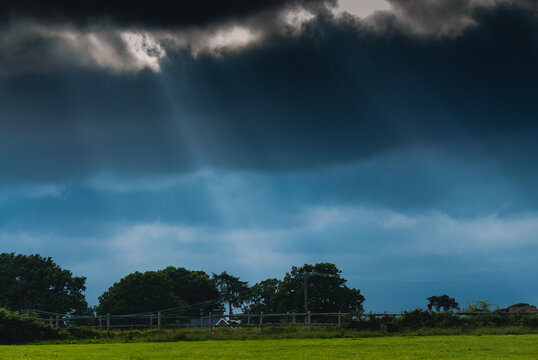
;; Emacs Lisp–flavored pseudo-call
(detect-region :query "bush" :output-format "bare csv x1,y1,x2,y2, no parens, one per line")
62,327,102,339
343,309,538,333
521,315,538,328
400,309,435,329
0,307,59,344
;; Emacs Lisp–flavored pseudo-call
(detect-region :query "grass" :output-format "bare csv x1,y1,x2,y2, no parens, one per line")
50,325,538,343
1,335,537,359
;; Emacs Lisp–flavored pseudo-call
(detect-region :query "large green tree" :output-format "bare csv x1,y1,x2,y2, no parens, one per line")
0,253,88,314
162,267,219,309
242,278,281,314
212,271,249,315
243,263,364,314
97,267,218,315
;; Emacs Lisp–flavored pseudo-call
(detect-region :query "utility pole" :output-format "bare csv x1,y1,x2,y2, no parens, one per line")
304,272,309,316
303,271,339,317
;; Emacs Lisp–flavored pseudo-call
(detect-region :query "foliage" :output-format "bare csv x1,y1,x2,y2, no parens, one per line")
161,267,219,314
274,263,364,314
212,271,249,315
427,295,459,312
348,310,462,332
0,307,59,344
242,278,281,314
97,267,218,315
0,253,88,314
344,308,538,332
462,300,499,313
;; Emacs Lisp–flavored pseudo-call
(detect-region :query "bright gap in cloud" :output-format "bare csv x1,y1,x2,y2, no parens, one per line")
283,7,316,29
121,32,166,72
203,26,258,54
334,0,392,18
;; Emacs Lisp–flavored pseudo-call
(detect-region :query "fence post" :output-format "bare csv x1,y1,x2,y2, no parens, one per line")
209,312,213,331
158,311,161,330
106,313,110,334
292,312,296,324
259,312,264,329
307,311,311,328
55,314,59,329
247,313,251,326
338,313,342,326
99,316,102,330
49,316,53,326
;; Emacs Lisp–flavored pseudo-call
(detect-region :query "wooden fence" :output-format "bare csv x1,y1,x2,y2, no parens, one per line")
31,311,358,331
28,311,535,332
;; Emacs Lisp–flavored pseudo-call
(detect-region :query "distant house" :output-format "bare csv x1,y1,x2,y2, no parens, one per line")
504,303,538,314
215,318,241,328
188,316,241,328
215,318,230,327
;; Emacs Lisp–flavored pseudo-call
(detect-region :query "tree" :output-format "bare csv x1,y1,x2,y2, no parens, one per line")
97,271,184,315
242,278,281,314
162,267,220,315
427,295,459,312
462,300,499,313
212,271,249,315
0,253,88,314
97,267,219,315
277,263,364,313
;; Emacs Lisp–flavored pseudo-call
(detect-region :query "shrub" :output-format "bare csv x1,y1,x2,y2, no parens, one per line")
62,327,102,339
342,309,537,332
0,307,59,344
521,315,538,328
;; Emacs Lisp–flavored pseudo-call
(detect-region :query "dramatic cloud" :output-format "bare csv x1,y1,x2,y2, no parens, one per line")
0,22,166,75
0,1,334,28
0,0,534,75
0,0,332,75
1,4,538,184
381,0,510,36
341,1,536,38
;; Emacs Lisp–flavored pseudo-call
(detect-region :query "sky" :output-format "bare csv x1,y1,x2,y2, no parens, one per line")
1,0,537,312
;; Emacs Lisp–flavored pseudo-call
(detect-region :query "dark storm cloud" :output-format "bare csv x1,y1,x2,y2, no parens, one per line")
0,5,537,185
0,0,336,75
380,0,522,36
0,0,334,28
0,0,534,75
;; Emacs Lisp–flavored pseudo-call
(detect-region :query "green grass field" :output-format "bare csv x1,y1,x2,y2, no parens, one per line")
1,335,537,359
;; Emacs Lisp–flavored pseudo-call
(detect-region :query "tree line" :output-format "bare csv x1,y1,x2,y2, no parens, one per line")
0,253,364,316
1,253,534,317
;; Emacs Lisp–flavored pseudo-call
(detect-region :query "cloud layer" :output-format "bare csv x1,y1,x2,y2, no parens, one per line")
2,175,537,310
1,4,538,185
0,0,534,75
0,0,332,75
